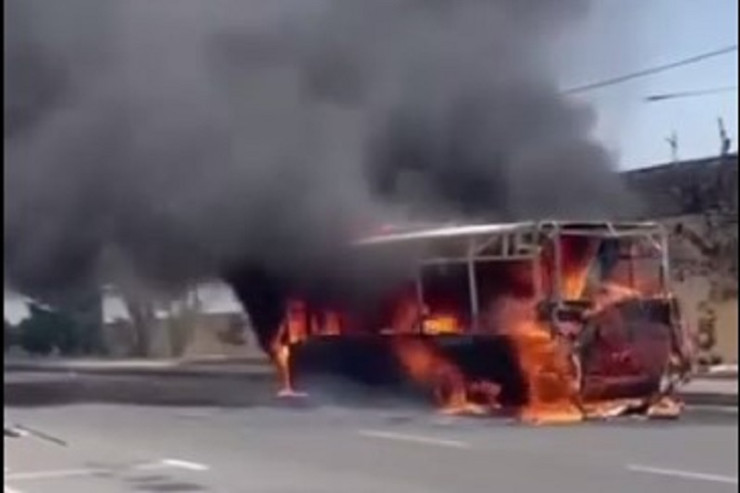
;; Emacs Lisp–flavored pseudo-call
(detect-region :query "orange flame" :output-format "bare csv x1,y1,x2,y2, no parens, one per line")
390,295,422,333
559,237,599,300
271,322,294,396
391,337,489,415
586,282,642,317
387,293,464,335
496,297,582,424
423,314,462,334
271,299,309,397
320,311,342,336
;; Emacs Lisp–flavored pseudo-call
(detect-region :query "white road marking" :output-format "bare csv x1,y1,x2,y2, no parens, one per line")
5,486,24,493
627,464,738,485
160,459,210,471
3,459,208,482
357,429,469,449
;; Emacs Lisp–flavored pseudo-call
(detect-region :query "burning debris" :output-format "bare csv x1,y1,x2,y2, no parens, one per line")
259,221,692,424
391,337,488,416
495,297,583,424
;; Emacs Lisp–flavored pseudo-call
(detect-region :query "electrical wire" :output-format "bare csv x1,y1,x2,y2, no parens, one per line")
564,45,738,95
645,86,737,102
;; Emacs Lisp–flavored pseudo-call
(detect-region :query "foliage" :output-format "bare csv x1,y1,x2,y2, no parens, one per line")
4,319,16,350
18,303,82,356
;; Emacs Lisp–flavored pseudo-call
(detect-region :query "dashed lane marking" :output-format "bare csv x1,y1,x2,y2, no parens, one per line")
627,464,738,485
160,459,210,471
357,429,469,449
4,458,209,482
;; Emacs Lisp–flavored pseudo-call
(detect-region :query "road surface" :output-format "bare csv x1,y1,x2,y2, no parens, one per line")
4,372,738,492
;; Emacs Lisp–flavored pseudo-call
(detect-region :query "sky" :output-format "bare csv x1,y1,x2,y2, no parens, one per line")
565,0,738,170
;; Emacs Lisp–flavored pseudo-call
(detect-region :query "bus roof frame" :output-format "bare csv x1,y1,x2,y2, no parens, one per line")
354,220,664,247
353,220,670,324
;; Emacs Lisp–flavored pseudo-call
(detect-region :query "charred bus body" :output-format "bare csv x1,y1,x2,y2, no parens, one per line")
271,221,693,419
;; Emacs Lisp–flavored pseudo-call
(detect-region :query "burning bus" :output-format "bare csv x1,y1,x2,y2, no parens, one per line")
270,221,693,422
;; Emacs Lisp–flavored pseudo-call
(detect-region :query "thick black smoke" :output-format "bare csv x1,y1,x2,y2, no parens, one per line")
4,0,634,344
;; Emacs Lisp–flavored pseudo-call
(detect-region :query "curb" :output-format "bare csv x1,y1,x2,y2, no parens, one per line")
4,362,274,381
694,374,739,381
679,391,738,408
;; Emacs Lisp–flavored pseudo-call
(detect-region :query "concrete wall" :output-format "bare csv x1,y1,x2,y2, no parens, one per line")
181,313,263,359
662,214,738,364
671,273,738,364
101,282,265,359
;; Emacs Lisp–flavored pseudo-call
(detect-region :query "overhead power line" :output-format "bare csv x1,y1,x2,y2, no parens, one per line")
645,86,737,102
564,45,738,95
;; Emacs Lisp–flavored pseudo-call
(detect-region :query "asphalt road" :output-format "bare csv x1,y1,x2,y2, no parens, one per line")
4,372,738,493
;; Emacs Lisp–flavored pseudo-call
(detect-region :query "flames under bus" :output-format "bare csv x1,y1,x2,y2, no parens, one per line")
272,221,692,421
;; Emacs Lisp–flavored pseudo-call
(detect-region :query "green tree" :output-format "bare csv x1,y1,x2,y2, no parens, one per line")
18,303,81,356
4,320,15,351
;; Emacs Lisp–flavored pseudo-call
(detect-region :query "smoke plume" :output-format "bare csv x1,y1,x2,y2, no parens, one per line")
4,0,632,308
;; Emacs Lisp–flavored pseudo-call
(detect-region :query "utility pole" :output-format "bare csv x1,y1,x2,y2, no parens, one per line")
666,131,679,164
718,117,732,157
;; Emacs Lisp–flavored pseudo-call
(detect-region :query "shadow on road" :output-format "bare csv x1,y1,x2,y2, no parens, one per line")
4,372,278,408
127,475,206,492
3,371,433,412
